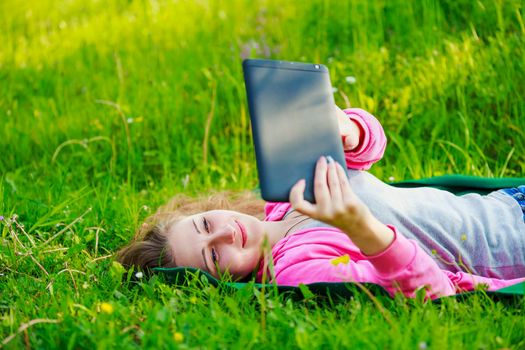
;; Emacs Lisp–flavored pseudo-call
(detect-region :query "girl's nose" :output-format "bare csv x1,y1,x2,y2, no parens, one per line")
209,224,235,245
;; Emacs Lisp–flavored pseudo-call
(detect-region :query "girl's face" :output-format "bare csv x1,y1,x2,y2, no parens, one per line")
166,210,266,279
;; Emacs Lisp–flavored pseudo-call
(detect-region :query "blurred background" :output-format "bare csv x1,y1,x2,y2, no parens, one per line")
1,1,525,348
1,0,524,241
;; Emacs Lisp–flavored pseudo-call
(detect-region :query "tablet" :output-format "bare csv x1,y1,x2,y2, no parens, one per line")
242,59,346,202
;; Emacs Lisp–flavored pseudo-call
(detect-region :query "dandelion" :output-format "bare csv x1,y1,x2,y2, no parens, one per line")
330,254,350,266
461,234,467,241
100,302,114,314
174,332,184,343
135,271,144,279
345,76,357,84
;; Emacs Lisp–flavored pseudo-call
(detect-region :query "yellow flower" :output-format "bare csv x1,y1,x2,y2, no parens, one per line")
174,332,184,343
330,254,350,266
100,302,114,314
189,296,198,304
461,234,467,241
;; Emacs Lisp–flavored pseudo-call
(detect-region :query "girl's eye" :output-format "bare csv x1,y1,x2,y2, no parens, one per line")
202,217,210,233
211,248,218,265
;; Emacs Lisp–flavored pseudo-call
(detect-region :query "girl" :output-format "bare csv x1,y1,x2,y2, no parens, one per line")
118,108,525,299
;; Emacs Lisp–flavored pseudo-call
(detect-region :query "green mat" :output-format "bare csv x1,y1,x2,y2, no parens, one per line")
153,175,525,302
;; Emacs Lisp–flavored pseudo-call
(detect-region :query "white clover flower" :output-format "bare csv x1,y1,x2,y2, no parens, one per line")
135,271,144,279
345,76,357,84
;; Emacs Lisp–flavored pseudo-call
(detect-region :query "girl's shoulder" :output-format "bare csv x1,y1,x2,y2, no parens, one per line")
264,202,292,221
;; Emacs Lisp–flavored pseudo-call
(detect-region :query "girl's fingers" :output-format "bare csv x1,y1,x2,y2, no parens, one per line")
289,179,317,217
336,162,354,199
313,156,330,206
326,157,343,204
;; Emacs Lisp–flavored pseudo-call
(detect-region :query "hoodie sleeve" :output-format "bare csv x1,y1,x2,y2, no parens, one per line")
273,226,461,300
342,108,387,170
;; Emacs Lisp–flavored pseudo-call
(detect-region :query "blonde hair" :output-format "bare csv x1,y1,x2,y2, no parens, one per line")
116,191,265,272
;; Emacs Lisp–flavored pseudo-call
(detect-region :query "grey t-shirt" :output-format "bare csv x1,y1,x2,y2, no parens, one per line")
343,170,525,279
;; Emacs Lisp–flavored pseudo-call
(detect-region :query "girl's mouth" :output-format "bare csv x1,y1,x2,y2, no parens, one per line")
236,220,247,248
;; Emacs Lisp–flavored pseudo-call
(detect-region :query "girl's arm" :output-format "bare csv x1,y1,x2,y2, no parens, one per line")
272,227,458,299
336,107,387,170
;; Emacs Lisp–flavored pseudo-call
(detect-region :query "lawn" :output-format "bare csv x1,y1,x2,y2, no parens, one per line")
1,0,525,348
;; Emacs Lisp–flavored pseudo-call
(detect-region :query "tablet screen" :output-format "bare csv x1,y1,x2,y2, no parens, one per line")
243,59,345,202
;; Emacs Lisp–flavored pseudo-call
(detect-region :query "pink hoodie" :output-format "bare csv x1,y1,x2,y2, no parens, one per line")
258,108,525,299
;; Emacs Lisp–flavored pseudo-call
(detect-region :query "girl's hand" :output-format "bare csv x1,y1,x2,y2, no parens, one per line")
336,107,362,151
289,156,395,255
289,156,369,233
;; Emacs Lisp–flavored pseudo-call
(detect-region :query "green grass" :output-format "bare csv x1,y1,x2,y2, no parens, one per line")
1,0,525,348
